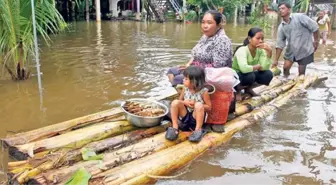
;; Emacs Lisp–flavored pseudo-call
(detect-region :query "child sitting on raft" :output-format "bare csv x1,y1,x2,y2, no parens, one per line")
165,66,212,142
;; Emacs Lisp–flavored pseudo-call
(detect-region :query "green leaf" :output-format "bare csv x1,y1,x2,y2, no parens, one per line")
81,148,104,161
65,167,91,185
0,0,66,78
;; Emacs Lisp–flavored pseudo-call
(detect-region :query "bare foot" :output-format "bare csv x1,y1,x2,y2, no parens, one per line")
246,87,259,97
236,92,242,101
168,74,175,85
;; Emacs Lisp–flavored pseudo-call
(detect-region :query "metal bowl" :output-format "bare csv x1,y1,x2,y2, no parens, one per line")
121,98,169,128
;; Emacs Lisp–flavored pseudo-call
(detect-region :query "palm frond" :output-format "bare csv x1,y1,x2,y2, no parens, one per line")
294,0,310,13
0,0,21,73
0,0,66,78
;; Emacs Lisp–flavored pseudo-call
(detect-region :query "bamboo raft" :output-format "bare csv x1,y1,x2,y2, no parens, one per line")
1,68,328,185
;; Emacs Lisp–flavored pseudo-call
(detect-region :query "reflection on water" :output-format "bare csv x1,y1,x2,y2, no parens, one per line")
0,21,336,184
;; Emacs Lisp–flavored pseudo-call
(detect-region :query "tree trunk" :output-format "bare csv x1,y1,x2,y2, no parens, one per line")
62,0,69,21
14,121,136,159
30,132,190,185
68,0,73,22
9,126,168,184
209,0,217,10
4,63,16,80
13,42,30,80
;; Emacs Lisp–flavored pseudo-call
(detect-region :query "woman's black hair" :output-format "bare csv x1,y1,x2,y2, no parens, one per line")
204,10,223,25
234,27,263,54
183,66,205,91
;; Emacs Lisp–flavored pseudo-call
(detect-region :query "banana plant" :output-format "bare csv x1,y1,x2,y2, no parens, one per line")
0,0,66,80
294,0,310,13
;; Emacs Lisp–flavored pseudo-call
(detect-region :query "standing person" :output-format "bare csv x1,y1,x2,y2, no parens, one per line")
317,11,331,45
165,66,211,143
167,10,232,86
233,27,273,101
272,2,320,76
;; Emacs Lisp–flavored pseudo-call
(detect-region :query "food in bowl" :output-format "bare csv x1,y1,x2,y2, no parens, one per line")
123,100,166,117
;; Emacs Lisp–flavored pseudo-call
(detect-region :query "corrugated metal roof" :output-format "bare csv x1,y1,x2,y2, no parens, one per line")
312,0,336,4
315,3,333,11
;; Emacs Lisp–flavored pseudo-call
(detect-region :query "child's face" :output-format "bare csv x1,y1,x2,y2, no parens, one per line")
183,76,192,89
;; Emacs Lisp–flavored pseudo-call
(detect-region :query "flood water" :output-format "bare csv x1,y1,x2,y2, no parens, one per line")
1,21,336,184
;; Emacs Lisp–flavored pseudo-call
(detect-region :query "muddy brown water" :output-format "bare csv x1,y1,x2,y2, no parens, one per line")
0,21,336,184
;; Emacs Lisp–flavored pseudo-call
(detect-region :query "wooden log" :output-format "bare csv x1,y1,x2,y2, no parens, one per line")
11,121,137,160
87,74,323,185
29,132,191,185
8,125,168,184
1,88,178,147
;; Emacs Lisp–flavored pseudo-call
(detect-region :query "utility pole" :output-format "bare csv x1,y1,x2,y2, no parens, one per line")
96,0,101,21
183,0,186,23
86,0,90,21
30,0,43,108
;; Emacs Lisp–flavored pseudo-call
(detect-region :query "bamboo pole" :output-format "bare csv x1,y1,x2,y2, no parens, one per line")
29,132,191,185
2,89,178,149
86,74,323,185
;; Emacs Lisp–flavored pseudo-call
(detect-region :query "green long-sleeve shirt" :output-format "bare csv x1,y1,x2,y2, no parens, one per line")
232,46,271,73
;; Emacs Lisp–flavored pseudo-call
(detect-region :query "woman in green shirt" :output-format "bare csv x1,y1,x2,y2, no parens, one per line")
232,27,273,101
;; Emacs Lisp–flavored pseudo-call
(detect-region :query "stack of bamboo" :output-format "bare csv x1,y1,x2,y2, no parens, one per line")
1,69,327,185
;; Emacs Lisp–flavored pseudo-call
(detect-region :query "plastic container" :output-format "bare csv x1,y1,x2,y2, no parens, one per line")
206,91,233,125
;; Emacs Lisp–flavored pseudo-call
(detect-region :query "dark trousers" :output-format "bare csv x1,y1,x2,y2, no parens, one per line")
238,70,273,87
229,70,273,113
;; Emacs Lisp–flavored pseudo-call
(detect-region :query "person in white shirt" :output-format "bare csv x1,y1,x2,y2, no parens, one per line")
317,10,331,45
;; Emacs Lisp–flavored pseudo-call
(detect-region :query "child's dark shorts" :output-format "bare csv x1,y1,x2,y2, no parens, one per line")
178,107,207,131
